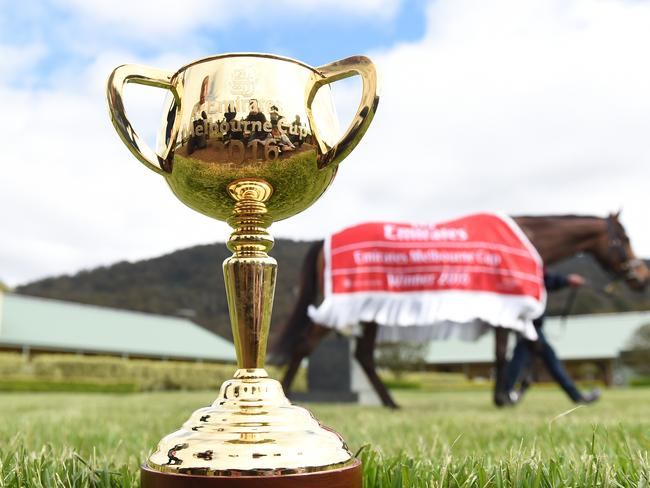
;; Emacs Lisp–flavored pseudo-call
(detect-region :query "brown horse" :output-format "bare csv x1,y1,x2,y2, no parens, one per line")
270,214,649,408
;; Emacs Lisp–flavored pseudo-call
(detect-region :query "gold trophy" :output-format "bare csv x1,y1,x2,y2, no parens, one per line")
107,53,377,487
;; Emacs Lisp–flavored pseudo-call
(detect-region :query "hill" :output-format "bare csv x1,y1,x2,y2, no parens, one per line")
16,241,650,341
16,240,313,341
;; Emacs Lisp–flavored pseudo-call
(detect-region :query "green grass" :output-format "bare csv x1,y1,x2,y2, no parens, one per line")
1,389,650,487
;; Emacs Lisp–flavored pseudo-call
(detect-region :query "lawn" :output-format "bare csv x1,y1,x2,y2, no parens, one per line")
2,388,650,487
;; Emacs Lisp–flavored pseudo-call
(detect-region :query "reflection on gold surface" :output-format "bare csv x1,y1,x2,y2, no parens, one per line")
107,53,377,222
147,371,353,475
107,52,378,476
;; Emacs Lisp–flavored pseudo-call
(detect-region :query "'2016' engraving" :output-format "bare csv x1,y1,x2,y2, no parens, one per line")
207,139,280,163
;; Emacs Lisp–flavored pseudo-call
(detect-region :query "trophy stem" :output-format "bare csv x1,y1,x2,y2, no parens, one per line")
223,179,276,375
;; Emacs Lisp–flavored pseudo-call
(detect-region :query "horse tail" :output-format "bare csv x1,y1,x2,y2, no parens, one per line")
268,240,324,365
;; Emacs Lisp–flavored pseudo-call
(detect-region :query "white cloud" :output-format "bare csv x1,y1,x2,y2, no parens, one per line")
2,0,650,286
0,43,47,79
0,49,231,286
275,0,650,258
51,0,400,40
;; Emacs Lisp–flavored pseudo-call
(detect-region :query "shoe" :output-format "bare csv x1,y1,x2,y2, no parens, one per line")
577,389,601,404
508,390,521,405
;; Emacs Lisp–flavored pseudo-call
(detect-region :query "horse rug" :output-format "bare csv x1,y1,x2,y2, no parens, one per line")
308,213,545,342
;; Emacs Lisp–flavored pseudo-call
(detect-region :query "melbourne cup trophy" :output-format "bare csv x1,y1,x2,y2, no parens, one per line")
106,53,378,487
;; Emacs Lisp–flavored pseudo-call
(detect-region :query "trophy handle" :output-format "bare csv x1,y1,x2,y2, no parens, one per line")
308,56,379,169
107,64,180,175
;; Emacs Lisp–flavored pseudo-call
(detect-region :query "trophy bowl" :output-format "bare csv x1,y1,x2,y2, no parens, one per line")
107,53,378,487
108,53,377,222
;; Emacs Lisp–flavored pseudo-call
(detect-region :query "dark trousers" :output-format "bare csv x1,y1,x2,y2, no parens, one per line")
505,325,583,402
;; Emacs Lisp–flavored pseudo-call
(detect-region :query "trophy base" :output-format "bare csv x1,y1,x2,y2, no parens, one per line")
145,371,355,474
141,459,362,487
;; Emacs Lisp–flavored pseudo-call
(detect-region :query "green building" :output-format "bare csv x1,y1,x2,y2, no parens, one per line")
425,312,650,385
0,291,235,362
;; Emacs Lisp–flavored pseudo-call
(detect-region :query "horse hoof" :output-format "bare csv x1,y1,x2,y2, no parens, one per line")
493,392,510,407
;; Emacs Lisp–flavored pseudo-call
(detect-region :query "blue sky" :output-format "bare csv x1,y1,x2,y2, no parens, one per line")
2,0,650,286
1,0,427,88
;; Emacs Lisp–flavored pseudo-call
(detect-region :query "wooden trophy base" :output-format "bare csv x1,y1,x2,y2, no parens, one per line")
141,459,362,488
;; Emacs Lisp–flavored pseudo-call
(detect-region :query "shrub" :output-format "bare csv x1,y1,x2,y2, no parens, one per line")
0,352,305,392
0,377,137,393
629,376,650,387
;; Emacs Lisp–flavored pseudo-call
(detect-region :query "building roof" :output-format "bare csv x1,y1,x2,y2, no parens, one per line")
426,311,650,364
0,292,236,362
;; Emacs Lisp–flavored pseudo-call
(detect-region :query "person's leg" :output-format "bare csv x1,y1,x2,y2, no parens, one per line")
535,328,584,402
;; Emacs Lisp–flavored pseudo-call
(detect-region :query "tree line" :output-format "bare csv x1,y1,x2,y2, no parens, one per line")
15,240,650,342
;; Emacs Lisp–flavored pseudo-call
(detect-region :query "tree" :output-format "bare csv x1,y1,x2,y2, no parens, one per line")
621,323,650,375
376,342,428,379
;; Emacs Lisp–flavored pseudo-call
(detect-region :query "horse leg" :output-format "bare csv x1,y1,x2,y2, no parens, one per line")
355,322,399,409
493,327,510,407
281,324,331,394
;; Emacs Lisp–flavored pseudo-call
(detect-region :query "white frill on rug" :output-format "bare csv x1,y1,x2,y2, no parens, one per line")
308,290,541,342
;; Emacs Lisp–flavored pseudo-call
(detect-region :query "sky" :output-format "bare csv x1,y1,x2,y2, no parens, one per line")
1,0,650,287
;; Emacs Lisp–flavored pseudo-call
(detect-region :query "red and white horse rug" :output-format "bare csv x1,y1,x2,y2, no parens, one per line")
307,213,545,342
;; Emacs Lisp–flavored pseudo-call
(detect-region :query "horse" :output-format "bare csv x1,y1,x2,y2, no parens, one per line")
270,214,649,408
